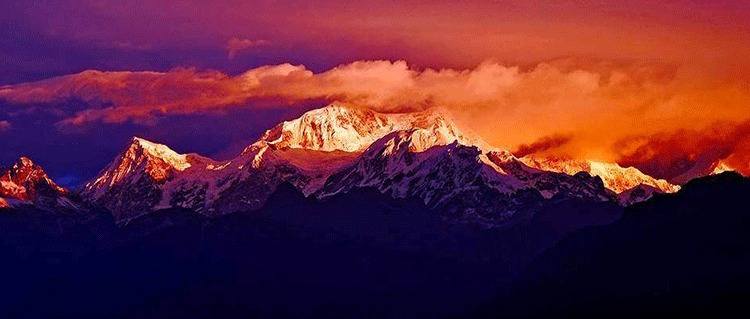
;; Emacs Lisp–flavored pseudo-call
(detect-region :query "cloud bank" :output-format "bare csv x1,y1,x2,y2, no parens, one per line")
1,60,749,177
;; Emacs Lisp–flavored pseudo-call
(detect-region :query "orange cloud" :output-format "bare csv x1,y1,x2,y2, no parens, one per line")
226,37,269,59
1,59,749,179
615,121,750,181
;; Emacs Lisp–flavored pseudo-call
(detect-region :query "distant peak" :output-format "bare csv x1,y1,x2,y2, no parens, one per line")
15,156,35,168
1,156,68,201
520,155,679,194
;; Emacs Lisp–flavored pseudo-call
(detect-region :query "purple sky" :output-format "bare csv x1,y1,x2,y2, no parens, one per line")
1,1,749,186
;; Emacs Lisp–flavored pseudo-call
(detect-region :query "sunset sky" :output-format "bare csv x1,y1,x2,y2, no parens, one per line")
1,0,749,186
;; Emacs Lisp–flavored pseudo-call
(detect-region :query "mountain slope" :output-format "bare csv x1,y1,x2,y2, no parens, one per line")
317,129,542,223
317,127,624,224
488,152,616,203
81,137,216,221
186,141,358,216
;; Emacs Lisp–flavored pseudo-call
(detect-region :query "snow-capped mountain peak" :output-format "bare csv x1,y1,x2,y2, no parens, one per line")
81,137,218,222
316,128,533,223
365,126,466,158
129,137,192,171
254,103,478,153
84,137,195,196
518,156,679,194
256,104,392,152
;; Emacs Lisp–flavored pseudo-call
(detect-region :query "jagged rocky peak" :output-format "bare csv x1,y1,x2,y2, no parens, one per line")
81,137,211,222
84,137,196,194
0,156,68,203
519,155,679,194
127,137,193,171
255,103,477,153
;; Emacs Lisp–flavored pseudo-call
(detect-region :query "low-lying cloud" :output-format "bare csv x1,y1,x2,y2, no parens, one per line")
1,59,749,179
513,134,573,158
615,121,750,180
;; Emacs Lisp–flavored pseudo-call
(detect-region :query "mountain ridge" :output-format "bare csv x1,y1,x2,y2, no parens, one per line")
5,103,718,225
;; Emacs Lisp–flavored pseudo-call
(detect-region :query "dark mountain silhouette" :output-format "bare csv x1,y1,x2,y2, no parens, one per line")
0,128,744,318
477,172,750,318
0,181,621,318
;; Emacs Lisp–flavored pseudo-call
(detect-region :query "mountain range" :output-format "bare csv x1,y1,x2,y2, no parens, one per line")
1,103,736,225
2,103,749,318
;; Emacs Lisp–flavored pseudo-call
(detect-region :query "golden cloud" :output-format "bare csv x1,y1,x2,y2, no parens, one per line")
1,60,749,177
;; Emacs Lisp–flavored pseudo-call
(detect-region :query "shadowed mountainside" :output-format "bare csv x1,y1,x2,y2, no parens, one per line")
0,182,620,318
477,172,750,318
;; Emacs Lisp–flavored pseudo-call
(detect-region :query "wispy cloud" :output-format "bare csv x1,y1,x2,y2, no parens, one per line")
0,120,11,132
226,37,269,60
